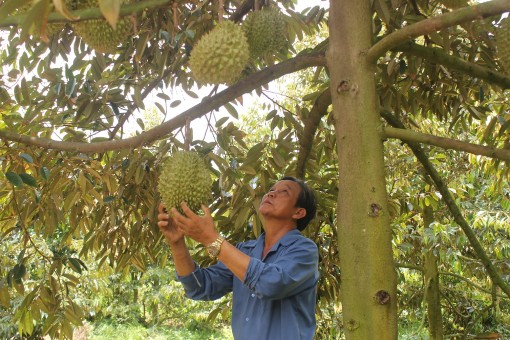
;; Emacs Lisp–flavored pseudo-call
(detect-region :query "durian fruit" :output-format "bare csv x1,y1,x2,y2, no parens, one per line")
71,0,135,53
157,151,212,214
242,8,287,59
496,17,510,73
17,1,67,40
438,0,469,9
44,22,66,38
189,20,250,85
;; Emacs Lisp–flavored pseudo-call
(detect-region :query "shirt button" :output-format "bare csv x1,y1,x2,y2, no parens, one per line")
245,317,249,322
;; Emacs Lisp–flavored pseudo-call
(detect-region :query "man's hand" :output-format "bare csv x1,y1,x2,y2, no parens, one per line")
171,202,218,246
157,203,185,246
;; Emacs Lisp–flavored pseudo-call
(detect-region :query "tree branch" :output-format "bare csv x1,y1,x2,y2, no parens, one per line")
394,42,510,89
383,112,510,299
383,126,510,162
0,0,172,27
396,263,508,298
367,0,510,63
230,0,267,22
296,88,331,179
0,52,326,153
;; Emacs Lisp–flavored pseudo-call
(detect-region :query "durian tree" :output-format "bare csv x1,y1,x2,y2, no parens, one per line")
0,0,510,339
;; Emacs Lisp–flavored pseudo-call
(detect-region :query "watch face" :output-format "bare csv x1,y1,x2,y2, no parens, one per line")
207,236,224,258
207,246,218,257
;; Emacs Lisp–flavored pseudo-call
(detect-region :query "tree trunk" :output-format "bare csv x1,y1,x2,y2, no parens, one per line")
327,1,398,339
132,272,139,303
423,205,444,340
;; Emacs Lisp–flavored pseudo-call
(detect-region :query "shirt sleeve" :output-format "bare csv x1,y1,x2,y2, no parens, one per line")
177,260,234,301
243,238,318,300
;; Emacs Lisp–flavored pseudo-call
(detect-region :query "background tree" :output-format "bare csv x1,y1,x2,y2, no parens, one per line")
0,0,509,339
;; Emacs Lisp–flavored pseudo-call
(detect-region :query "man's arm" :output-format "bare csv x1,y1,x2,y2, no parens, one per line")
169,203,318,299
215,240,250,281
157,203,195,276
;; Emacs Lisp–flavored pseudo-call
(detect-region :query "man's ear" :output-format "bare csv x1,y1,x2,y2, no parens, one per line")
292,207,306,220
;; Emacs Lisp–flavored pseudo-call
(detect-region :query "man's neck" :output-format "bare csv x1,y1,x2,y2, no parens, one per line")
262,221,297,256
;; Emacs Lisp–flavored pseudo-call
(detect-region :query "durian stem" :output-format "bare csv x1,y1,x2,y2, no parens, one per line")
184,118,191,151
173,2,179,30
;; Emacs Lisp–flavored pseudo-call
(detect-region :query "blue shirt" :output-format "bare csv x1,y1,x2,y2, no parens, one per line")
178,229,319,340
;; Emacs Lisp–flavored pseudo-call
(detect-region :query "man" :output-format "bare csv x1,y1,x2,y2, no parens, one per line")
157,176,319,339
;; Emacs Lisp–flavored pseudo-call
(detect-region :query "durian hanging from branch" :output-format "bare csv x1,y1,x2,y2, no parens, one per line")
70,0,136,54
242,6,287,59
188,20,250,85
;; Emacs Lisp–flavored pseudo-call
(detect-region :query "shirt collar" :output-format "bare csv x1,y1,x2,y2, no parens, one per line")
257,228,302,247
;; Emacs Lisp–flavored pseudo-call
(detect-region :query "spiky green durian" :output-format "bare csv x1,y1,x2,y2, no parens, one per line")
242,8,287,58
438,0,469,9
71,0,134,53
157,151,212,214
496,17,510,73
189,20,250,85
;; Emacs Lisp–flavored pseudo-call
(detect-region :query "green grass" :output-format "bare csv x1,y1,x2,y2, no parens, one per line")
88,320,233,340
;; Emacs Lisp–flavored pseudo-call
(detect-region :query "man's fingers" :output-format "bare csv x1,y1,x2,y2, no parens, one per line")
158,203,167,214
201,204,211,217
158,212,169,221
180,202,197,219
171,207,187,224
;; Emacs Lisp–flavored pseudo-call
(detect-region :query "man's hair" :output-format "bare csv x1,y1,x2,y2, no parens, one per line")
280,176,317,231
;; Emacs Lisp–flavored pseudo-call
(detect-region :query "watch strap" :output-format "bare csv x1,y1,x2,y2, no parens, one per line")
206,235,225,259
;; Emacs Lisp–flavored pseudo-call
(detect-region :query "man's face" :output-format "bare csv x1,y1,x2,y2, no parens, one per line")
259,180,304,221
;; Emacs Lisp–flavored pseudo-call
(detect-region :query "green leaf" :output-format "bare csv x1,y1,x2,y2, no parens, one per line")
21,309,34,335
104,195,116,204
20,153,34,163
184,29,195,39
156,93,171,100
0,286,10,308
40,167,50,180
5,171,24,187
99,0,121,28
67,258,83,274
183,88,198,98
265,109,277,121
170,100,181,108
133,86,145,109
53,82,62,95
12,264,26,283
224,102,238,119
302,92,320,102
498,119,510,137
216,117,229,127
19,173,37,187
136,118,145,130
155,102,166,115
65,77,76,97
52,0,79,20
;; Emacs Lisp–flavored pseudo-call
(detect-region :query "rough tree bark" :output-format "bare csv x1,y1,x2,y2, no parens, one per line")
327,1,398,339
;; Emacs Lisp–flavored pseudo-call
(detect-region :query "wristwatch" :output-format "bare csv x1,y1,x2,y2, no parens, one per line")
206,235,225,259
